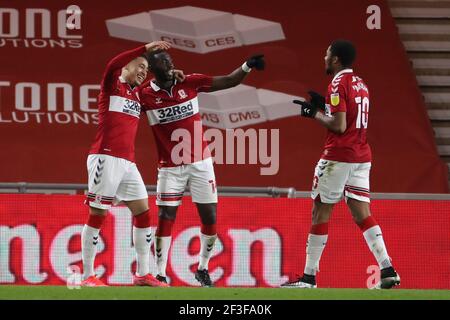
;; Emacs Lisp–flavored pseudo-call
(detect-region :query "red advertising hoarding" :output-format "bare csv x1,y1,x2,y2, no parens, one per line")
1,194,448,289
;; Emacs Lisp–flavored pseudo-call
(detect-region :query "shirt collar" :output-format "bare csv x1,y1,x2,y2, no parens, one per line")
332,68,353,82
150,79,177,92
150,80,160,91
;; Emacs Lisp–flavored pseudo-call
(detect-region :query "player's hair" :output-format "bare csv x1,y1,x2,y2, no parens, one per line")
143,49,166,68
330,40,356,67
132,53,149,66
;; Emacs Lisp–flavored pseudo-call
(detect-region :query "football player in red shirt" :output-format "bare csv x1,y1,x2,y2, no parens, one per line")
140,50,265,286
281,40,400,289
82,41,182,287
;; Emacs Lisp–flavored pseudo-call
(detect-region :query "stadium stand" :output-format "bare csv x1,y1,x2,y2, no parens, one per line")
390,0,450,186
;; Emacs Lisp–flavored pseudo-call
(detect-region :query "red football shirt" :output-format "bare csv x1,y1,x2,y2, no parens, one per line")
321,69,372,163
89,45,146,163
140,74,213,167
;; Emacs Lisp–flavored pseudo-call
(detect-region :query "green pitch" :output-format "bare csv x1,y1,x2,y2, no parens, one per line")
0,286,449,300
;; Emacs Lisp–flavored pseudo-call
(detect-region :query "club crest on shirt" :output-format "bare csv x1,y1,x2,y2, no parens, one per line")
178,89,187,99
330,93,340,106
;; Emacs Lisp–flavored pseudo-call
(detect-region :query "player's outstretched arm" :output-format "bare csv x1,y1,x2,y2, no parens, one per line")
209,54,265,92
102,41,171,91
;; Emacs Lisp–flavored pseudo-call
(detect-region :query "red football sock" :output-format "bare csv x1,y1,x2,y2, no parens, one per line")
86,213,106,229
201,224,216,236
133,210,151,228
357,216,378,232
310,222,328,235
156,217,175,237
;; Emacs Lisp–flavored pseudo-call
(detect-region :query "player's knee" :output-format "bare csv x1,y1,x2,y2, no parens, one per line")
201,212,216,225
311,202,332,224
89,206,107,216
311,204,321,224
158,206,177,220
347,198,370,223
127,201,149,216
197,204,217,225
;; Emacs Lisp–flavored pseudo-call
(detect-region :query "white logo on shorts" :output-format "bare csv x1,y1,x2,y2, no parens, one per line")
95,194,102,203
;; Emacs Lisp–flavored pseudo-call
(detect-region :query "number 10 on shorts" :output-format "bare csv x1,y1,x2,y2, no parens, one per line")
209,180,216,194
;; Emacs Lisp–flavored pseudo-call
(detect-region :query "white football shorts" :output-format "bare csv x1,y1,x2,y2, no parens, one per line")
86,154,148,210
156,157,217,206
311,159,371,204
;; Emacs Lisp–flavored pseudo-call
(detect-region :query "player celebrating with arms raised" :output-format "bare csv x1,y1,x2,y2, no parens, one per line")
282,40,400,289
82,41,175,287
141,50,265,287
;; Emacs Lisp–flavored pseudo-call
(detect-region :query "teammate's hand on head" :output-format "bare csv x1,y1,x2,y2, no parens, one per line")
293,99,318,118
246,54,265,71
145,41,171,52
308,91,326,111
173,69,186,82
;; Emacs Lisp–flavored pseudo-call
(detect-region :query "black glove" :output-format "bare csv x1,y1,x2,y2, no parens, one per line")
246,54,265,70
293,99,318,118
308,91,326,111
293,90,326,118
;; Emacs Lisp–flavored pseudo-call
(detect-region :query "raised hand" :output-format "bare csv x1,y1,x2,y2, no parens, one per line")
293,99,318,118
245,54,265,71
145,41,171,52
308,91,326,111
173,69,186,82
